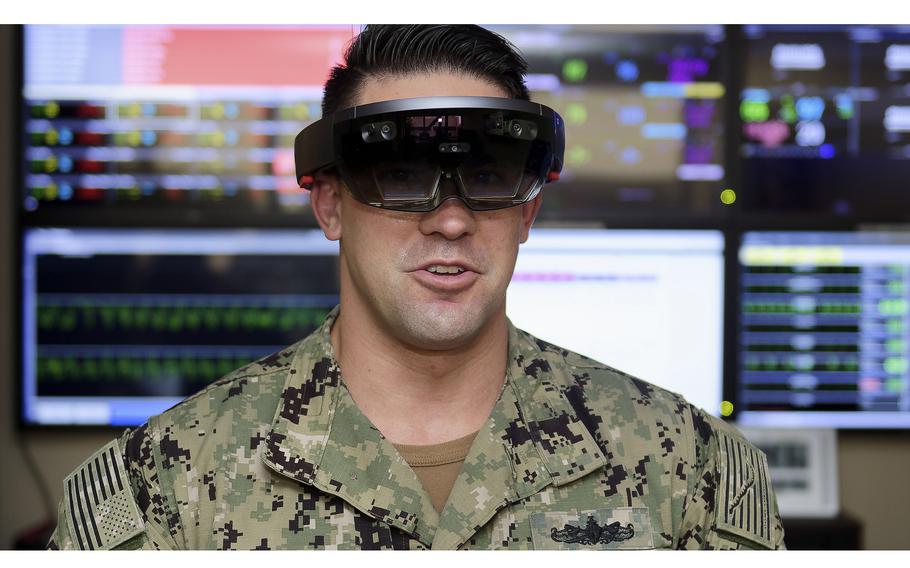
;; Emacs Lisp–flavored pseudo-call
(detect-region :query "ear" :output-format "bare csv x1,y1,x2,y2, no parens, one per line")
518,194,543,244
309,172,343,241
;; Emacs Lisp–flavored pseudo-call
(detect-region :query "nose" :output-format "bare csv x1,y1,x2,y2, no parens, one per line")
417,195,478,240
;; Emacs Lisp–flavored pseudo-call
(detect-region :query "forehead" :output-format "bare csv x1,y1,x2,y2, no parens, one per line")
354,72,509,106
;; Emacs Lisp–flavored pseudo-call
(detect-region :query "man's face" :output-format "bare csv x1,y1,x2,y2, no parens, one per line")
314,72,542,351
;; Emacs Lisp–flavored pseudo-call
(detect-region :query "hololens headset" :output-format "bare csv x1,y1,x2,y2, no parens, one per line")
294,96,565,212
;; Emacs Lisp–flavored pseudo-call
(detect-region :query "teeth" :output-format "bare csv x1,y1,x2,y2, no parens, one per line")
427,265,465,274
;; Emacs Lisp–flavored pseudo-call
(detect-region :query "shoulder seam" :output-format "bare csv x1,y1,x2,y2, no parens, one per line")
675,403,699,549
147,414,186,549
174,364,291,408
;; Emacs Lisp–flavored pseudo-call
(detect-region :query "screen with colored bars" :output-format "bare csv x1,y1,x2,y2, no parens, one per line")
736,232,910,429
23,24,729,224
738,25,910,218
507,229,725,416
21,24,354,223
490,25,728,221
21,228,339,426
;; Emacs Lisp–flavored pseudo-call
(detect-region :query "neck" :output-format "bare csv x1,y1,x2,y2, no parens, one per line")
330,290,509,446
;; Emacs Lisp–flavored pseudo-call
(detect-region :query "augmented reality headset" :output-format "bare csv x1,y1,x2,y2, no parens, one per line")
294,96,565,212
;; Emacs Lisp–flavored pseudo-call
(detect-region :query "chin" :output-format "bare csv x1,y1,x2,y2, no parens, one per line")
398,302,489,350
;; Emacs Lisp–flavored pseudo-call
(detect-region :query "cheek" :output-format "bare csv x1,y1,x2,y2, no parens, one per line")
340,224,377,283
346,239,387,279
482,238,521,287
478,215,522,255
478,208,525,238
341,214,412,280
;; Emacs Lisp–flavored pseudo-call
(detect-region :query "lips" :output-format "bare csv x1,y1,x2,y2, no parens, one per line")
410,260,480,293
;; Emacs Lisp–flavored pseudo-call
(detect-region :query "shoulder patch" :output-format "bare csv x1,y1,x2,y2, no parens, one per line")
63,438,145,550
714,429,773,549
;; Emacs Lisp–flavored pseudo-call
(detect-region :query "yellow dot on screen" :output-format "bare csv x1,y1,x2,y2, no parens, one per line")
720,401,734,417
720,189,737,205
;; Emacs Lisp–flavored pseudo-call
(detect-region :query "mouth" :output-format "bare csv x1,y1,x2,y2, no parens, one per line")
411,262,479,292
425,264,467,275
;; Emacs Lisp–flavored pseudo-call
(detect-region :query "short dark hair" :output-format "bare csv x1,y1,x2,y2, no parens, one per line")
321,25,530,116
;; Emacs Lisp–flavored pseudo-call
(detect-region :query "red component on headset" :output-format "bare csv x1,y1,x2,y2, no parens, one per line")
547,171,561,182
298,175,314,188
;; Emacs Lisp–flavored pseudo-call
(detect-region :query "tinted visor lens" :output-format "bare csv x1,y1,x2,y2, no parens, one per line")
337,110,553,212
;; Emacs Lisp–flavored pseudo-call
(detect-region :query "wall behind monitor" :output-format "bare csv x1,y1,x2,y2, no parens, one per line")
0,24,908,551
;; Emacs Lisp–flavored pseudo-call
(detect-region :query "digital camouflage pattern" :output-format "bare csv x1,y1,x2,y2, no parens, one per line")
48,305,786,550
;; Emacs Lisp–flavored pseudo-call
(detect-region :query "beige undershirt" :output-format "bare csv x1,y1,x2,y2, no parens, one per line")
391,430,480,514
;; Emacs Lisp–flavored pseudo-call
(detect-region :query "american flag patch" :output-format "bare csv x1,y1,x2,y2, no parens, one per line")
63,439,145,550
715,430,773,549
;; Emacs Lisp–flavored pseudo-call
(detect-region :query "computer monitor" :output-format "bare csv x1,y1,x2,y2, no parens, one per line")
736,231,910,429
21,228,339,426
22,227,726,426
22,24,731,225
738,25,910,219
507,228,725,415
490,25,729,221
21,24,354,224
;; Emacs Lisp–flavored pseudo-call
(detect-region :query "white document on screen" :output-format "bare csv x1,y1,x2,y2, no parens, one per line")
507,228,725,417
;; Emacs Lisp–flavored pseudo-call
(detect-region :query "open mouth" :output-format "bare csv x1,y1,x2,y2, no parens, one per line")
425,265,466,276
412,264,478,292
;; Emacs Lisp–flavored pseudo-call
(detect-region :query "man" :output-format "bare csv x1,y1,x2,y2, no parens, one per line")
48,24,785,550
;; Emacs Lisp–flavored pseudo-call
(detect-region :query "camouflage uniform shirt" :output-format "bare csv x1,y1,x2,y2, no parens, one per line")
49,305,786,550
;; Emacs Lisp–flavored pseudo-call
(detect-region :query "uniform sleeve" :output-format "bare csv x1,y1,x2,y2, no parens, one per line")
675,405,786,550
46,498,74,549
46,423,184,550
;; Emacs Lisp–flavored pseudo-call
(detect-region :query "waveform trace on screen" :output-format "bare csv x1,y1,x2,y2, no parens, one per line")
22,228,340,425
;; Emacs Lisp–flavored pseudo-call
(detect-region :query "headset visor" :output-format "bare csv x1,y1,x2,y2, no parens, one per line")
295,97,564,212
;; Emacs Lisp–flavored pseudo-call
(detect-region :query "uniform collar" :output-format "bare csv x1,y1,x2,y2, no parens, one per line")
261,305,607,549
